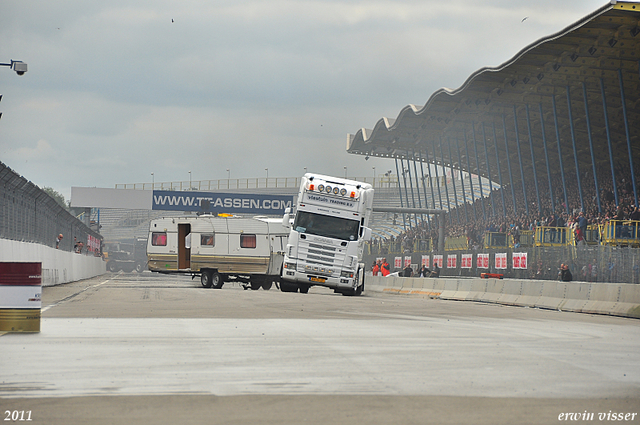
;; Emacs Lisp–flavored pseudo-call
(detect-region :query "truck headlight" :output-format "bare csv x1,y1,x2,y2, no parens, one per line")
284,262,296,269
341,270,354,278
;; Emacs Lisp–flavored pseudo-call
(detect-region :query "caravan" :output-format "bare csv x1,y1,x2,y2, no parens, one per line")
147,215,288,290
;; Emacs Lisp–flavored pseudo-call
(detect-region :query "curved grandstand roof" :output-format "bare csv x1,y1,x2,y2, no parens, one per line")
347,1,640,202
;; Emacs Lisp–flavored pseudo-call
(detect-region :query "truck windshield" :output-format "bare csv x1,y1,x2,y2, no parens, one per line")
293,211,360,241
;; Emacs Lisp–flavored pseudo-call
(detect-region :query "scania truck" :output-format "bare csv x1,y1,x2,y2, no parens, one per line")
280,173,374,295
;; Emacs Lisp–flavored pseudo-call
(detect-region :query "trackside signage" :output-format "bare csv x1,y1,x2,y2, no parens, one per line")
152,190,294,214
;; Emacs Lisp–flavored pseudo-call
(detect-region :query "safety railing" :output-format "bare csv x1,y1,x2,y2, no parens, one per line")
601,220,640,247
515,230,535,247
445,236,468,251
484,232,510,249
534,226,574,247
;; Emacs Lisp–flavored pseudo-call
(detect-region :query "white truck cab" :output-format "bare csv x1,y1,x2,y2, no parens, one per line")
280,173,374,295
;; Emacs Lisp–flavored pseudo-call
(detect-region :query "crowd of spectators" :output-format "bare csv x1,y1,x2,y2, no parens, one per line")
372,161,640,253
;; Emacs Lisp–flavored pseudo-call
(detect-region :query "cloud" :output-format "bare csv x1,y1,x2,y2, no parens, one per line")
0,0,607,201
8,139,54,161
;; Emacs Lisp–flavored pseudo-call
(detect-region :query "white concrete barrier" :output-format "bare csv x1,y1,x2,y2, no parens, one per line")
0,239,106,286
365,275,640,319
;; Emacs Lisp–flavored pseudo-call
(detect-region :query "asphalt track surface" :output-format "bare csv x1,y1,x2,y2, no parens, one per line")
1,272,639,424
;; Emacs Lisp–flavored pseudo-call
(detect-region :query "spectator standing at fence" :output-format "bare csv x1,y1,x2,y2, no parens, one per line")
372,260,380,277
561,264,573,282
578,212,588,238
56,234,63,249
381,258,390,277
430,264,440,278
403,264,413,277
590,259,598,282
419,264,431,277
631,206,640,221
575,225,586,247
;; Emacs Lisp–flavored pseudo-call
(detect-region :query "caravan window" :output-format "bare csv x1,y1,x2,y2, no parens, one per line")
152,232,167,246
240,234,257,249
201,234,215,247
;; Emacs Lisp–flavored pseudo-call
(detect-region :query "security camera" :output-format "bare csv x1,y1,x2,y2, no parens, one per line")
13,62,27,76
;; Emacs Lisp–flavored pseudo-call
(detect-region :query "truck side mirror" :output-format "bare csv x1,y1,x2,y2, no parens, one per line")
360,226,372,241
282,208,291,228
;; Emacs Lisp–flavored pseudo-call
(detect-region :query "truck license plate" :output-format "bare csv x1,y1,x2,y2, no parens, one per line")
309,276,326,283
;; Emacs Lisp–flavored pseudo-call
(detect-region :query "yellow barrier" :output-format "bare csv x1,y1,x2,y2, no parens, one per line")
534,226,574,247
445,236,468,251
484,232,509,249
601,220,640,247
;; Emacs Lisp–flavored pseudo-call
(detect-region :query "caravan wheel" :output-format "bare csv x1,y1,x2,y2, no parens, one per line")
201,271,213,288
211,272,224,289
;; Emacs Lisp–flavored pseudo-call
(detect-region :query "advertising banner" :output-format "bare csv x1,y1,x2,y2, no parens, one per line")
447,254,457,269
394,257,402,269
513,252,528,269
421,255,430,268
477,253,489,269
461,254,473,269
433,255,443,269
152,190,294,214
495,253,508,269
404,256,412,267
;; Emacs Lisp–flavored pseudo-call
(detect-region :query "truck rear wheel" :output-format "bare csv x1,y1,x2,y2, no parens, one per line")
135,262,145,273
280,281,298,293
261,281,273,290
107,261,118,272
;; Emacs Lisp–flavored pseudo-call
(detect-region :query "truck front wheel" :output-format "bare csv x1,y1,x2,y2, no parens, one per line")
343,269,364,296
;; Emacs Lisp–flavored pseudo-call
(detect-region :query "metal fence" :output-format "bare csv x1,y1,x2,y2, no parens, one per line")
364,245,640,284
0,161,102,253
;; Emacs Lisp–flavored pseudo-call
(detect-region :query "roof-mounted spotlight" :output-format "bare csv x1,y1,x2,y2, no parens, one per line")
496,88,503,96
608,38,618,47
631,26,640,37
570,53,579,62
537,73,544,81
510,80,517,87
588,46,597,55
522,76,530,84
552,63,561,71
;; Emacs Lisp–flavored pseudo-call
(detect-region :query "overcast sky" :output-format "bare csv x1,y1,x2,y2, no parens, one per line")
1,0,607,200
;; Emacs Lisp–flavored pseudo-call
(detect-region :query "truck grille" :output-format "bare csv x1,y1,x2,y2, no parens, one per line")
299,240,345,273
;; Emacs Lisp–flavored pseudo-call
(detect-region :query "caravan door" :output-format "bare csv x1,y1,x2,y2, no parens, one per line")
178,223,191,270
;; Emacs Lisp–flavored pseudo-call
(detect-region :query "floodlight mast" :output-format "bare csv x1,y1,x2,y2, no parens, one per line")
0,60,27,75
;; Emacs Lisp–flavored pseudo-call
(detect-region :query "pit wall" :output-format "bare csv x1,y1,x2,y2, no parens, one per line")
365,275,640,319
0,239,106,287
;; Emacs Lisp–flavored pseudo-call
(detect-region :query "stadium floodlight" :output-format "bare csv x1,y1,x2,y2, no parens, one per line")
0,60,27,75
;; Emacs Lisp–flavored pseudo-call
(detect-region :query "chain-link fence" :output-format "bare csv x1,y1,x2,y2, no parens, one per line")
1,161,102,253
365,245,640,284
